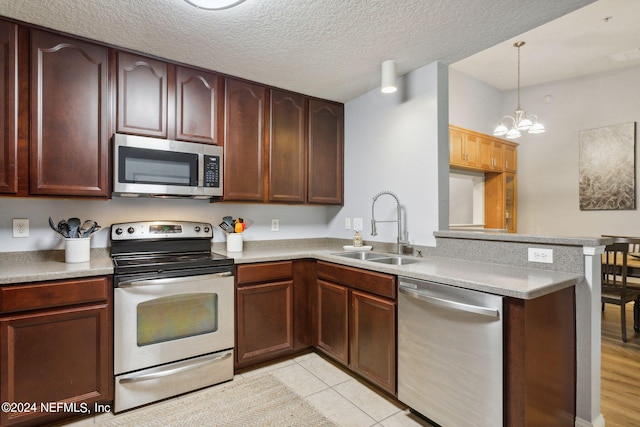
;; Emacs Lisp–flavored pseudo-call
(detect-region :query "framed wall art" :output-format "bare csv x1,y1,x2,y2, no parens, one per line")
579,122,636,210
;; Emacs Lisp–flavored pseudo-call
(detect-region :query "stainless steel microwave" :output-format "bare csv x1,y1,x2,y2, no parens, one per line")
113,133,223,199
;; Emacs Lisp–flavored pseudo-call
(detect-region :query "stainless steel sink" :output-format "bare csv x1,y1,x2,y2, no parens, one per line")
332,252,423,265
331,252,390,261
368,256,423,265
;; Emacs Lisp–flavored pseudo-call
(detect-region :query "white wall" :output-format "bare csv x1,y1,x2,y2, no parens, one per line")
450,64,640,237
329,61,449,248
1,61,449,253
0,197,332,252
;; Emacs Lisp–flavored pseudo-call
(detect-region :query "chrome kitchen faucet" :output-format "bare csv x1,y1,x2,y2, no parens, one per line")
371,191,409,255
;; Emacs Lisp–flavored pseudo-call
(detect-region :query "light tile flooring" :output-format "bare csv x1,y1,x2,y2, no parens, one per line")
61,351,434,427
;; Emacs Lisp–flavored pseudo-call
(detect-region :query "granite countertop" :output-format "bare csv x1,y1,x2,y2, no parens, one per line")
0,244,582,300
0,249,114,285
225,247,581,300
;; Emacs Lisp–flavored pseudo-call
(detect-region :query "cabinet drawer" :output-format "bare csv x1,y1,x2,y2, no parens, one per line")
317,261,396,299
236,261,293,286
0,276,110,314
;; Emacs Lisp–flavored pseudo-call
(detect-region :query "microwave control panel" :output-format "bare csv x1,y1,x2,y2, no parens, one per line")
204,155,220,188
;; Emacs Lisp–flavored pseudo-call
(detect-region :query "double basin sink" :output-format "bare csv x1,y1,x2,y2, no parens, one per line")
331,251,423,265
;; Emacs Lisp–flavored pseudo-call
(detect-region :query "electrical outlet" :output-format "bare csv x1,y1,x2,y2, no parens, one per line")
271,219,279,232
528,248,553,264
344,218,351,230
13,218,29,238
353,218,363,231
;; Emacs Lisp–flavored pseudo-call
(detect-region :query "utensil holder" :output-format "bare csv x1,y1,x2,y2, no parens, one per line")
226,233,243,253
65,237,91,263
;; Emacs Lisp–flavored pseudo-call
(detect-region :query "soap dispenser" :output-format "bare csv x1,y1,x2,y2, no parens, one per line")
353,230,363,247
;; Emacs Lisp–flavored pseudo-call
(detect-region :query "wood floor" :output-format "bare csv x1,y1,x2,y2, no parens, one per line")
601,303,640,426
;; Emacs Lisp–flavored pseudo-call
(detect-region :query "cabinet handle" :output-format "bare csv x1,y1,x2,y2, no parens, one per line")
506,160,509,169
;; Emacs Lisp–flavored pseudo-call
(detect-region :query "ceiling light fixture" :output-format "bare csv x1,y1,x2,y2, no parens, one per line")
381,60,397,94
184,0,245,10
493,42,545,139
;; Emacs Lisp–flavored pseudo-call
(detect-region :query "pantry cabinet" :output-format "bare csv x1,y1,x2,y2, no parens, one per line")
316,262,396,394
30,30,110,197
0,21,18,195
0,276,112,427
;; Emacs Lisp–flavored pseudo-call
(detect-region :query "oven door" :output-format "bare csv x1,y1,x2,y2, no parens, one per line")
114,272,234,375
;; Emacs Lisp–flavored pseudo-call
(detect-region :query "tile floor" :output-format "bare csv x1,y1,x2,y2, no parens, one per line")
61,351,434,427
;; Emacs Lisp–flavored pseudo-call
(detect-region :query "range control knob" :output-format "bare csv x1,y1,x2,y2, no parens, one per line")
127,227,135,234
115,228,123,235
194,226,201,232
203,226,210,233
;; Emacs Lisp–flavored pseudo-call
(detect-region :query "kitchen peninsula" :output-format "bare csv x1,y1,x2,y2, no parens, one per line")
0,231,607,427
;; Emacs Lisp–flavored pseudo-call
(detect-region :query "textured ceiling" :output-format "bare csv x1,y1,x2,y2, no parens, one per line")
0,0,596,102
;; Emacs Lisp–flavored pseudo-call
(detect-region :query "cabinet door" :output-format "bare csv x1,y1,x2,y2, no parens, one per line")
503,144,517,172
0,303,111,426
449,127,478,168
478,138,502,171
30,30,109,197
0,21,17,194
350,290,396,394
224,78,266,201
316,280,349,364
269,89,307,203
117,51,168,138
236,280,294,367
505,172,517,233
308,99,343,205
175,66,222,145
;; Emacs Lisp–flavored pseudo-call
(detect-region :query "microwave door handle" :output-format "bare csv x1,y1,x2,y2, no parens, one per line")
118,271,232,288
118,351,232,384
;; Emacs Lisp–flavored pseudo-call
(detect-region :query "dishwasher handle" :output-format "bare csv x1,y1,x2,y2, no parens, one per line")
399,284,499,318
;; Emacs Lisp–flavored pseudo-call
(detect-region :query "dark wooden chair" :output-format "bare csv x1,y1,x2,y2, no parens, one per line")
601,242,640,342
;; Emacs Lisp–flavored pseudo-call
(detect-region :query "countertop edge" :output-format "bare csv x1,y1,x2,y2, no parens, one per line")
1,247,582,300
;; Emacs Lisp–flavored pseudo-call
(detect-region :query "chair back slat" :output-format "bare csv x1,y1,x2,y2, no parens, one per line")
602,242,629,293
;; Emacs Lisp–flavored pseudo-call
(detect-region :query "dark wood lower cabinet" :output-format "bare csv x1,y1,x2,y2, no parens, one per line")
350,290,396,394
504,286,576,427
235,261,313,369
316,280,349,364
0,276,112,427
316,262,397,394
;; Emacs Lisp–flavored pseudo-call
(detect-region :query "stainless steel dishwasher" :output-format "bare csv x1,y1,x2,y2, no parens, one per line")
398,277,503,427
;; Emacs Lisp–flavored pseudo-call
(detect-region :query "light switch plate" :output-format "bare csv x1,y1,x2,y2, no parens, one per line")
271,219,279,232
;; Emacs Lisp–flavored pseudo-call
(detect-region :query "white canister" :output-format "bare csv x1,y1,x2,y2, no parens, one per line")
65,237,91,263
226,233,243,253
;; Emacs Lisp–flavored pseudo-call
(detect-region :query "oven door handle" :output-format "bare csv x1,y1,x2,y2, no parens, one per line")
118,271,233,288
118,351,232,384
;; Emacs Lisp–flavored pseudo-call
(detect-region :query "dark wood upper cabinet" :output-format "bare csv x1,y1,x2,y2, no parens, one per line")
308,99,344,205
0,21,18,195
175,66,222,145
223,78,267,201
269,89,307,203
29,30,109,197
116,51,168,138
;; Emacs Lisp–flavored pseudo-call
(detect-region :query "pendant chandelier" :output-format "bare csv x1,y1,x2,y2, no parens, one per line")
493,41,545,139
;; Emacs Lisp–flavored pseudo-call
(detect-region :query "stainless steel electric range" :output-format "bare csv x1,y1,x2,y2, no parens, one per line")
110,221,234,412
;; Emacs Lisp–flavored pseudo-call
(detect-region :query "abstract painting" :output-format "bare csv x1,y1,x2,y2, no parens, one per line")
579,122,636,210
